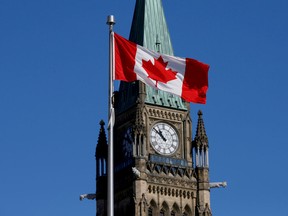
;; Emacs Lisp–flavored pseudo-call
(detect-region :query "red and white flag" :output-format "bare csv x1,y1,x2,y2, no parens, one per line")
113,33,209,104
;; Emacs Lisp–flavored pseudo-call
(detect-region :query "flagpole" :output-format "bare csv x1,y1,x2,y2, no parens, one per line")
107,15,115,216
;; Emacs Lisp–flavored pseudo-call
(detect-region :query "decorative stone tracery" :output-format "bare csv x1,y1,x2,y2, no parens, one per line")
147,185,194,199
148,108,184,121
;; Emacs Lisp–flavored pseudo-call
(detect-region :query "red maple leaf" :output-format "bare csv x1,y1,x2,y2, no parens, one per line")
142,56,177,87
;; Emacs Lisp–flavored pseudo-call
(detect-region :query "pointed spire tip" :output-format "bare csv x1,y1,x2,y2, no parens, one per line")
100,120,105,126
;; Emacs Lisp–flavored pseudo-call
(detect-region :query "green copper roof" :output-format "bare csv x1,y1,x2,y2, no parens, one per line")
117,0,187,112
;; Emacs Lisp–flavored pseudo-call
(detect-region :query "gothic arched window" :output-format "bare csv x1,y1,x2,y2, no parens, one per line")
171,203,180,215
183,204,192,216
148,199,157,216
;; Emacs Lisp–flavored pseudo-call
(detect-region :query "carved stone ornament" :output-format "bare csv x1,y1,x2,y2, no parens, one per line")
147,184,195,199
146,174,196,189
148,108,184,121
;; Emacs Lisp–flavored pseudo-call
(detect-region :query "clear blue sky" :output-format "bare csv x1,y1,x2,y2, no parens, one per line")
1,0,288,215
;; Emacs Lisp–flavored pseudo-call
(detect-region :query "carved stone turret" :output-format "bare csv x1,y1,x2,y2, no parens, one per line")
193,111,212,216
96,120,108,178
95,120,108,216
193,110,209,168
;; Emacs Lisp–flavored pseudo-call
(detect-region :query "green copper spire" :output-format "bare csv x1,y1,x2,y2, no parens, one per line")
117,0,187,113
129,0,174,55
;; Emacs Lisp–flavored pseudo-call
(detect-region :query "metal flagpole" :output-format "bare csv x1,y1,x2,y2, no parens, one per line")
107,15,115,216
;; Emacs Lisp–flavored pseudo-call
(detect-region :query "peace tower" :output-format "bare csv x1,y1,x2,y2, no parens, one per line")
94,1,218,215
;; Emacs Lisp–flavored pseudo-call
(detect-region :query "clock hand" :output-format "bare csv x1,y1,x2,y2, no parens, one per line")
153,128,167,142
158,130,167,142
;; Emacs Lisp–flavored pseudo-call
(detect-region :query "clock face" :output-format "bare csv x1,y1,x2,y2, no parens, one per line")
150,123,179,155
122,127,133,158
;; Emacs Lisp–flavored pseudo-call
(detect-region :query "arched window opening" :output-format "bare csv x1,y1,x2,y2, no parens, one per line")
99,159,102,176
183,204,192,216
160,201,169,216
148,199,157,216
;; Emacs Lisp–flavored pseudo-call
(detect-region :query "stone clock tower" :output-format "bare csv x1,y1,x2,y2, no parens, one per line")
95,0,213,215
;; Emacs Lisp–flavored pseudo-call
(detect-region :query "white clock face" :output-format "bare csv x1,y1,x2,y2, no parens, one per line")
150,123,179,155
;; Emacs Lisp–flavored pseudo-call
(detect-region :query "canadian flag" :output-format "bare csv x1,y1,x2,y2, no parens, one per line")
114,33,209,104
